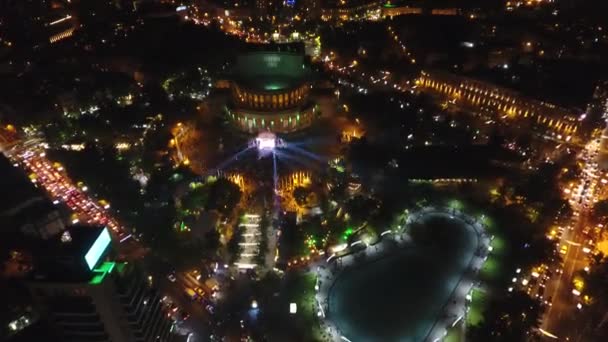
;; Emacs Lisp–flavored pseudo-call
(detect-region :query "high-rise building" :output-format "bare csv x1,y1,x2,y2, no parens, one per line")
25,226,172,342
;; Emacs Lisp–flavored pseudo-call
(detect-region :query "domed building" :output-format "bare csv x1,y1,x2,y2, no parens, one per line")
227,45,317,133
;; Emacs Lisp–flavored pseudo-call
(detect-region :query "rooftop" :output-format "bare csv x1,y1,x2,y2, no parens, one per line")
29,226,113,282
232,49,312,92
0,155,44,217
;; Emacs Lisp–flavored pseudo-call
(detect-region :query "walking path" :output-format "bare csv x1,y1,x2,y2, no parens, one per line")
310,207,492,342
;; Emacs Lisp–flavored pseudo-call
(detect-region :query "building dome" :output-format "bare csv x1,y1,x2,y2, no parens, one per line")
228,47,316,133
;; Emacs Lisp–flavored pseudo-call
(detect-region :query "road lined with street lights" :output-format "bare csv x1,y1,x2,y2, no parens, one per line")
3,138,125,236
542,139,603,339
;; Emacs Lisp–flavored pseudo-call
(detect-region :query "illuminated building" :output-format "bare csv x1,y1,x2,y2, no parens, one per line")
26,226,172,342
321,0,382,21
381,3,422,17
46,12,78,44
228,44,317,133
381,1,460,18
319,0,461,20
416,71,581,139
430,8,459,15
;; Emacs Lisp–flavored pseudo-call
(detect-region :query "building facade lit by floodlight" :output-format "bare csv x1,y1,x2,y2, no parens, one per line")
227,43,318,133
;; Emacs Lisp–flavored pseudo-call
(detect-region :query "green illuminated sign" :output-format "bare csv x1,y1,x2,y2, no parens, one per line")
84,227,111,270
342,228,354,240
89,262,117,285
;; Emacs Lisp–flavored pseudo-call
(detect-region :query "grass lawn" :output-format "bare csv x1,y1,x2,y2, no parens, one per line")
444,325,463,342
467,288,488,326
283,272,326,341
480,256,499,277
490,235,507,254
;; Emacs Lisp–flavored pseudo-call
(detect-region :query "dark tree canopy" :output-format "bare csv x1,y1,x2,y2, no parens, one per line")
468,291,543,342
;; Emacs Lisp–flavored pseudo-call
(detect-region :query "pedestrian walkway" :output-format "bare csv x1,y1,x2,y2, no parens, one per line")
310,207,491,342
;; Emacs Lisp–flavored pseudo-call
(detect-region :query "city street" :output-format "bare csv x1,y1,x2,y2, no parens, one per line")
3,2,608,341
6,143,150,258
542,139,603,340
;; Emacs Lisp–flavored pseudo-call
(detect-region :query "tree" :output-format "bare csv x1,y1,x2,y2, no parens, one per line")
468,291,543,341
591,200,608,224
227,224,243,264
578,255,608,340
344,195,378,227
202,229,221,257
516,163,561,204
181,186,209,213
47,144,143,226
293,186,310,206
206,178,242,216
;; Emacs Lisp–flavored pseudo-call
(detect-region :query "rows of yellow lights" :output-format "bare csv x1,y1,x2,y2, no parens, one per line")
416,73,579,137
278,171,312,192
48,15,76,44
546,139,601,315
226,173,246,191
49,28,75,44
387,26,416,64
563,140,602,312
17,149,130,243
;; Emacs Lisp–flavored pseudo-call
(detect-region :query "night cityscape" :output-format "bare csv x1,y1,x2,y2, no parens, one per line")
1,0,608,341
